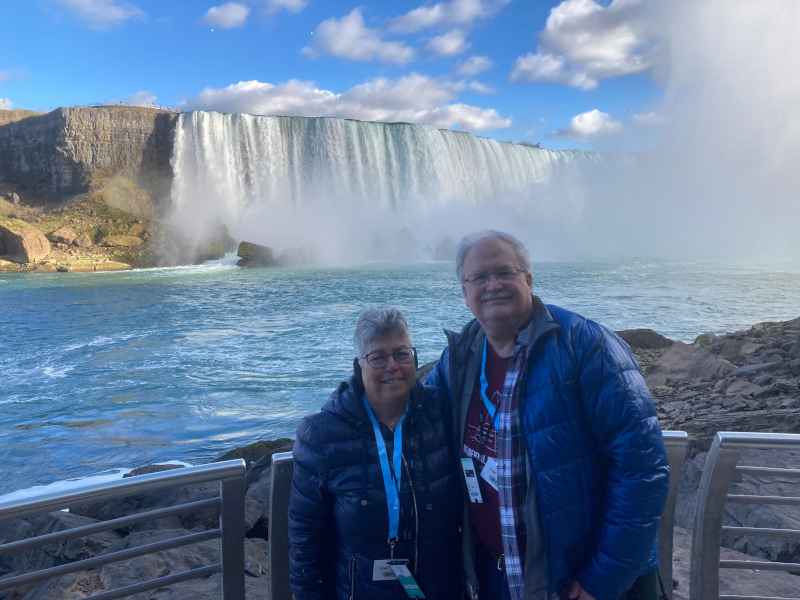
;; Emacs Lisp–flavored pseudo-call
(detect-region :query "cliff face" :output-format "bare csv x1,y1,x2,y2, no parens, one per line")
0,107,178,214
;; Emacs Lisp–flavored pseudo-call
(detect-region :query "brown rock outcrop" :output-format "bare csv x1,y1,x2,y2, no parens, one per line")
236,241,275,267
0,218,51,262
0,106,177,212
48,226,76,245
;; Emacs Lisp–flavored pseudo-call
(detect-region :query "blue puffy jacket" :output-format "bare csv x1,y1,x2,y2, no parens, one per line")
288,375,462,600
426,297,669,600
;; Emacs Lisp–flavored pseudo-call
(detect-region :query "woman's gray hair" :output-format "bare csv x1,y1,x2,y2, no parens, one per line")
455,230,532,283
354,306,412,359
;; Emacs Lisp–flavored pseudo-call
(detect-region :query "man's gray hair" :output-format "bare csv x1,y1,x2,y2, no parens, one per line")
354,306,412,359
455,230,532,283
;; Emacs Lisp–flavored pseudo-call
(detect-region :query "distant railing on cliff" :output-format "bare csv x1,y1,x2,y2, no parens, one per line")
84,101,180,112
0,460,246,599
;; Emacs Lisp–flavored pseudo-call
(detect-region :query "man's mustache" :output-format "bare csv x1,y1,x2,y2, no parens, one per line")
480,290,513,302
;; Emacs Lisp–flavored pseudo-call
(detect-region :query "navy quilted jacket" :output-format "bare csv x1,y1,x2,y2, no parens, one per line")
426,298,670,600
288,375,462,600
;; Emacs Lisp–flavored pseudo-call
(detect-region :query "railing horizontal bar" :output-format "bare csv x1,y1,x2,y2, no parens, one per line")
720,559,800,572
0,497,220,556
735,466,800,478
721,596,799,600
0,460,245,521
722,526,800,539
718,432,800,451
86,565,221,600
726,495,800,505
0,529,220,590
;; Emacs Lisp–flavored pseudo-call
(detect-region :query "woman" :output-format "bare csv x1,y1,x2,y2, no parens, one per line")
288,306,461,600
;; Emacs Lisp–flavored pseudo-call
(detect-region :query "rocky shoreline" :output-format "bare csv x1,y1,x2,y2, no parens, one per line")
2,317,800,598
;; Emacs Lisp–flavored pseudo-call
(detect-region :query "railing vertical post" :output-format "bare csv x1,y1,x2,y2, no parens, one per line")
269,452,295,600
689,434,740,600
220,473,246,599
659,431,688,600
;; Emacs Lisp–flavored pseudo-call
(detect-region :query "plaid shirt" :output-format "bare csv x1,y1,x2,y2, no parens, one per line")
497,342,528,600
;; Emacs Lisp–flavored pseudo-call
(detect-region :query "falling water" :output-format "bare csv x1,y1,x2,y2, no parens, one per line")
169,112,628,262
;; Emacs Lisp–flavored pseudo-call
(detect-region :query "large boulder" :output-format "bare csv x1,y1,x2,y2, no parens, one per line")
72,232,93,248
236,241,275,267
0,218,51,263
48,226,77,246
645,341,736,388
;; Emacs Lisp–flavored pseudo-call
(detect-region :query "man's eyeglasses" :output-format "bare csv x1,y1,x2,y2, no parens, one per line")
362,347,417,369
463,267,526,286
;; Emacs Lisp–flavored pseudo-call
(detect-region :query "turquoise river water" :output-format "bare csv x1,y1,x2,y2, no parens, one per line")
1,257,799,497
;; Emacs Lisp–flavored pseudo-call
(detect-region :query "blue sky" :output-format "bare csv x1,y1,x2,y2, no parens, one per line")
2,0,679,151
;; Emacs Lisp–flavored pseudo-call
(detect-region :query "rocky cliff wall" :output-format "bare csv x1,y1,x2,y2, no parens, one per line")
0,106,178,212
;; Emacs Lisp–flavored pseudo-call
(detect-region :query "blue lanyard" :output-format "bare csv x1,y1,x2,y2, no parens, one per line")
480,338,500,431
363,395,408,542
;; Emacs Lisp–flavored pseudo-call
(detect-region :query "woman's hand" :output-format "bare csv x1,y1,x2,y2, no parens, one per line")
563,581,596,600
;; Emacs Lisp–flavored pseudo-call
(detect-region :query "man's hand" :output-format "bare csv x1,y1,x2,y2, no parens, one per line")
563,581,596,600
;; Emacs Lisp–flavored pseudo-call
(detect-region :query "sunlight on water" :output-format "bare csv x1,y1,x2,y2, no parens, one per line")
1,258,799,493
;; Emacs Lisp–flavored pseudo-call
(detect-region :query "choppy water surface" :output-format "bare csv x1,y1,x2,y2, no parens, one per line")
1,257,799,494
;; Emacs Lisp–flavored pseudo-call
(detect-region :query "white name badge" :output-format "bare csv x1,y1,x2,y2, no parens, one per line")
480,456,499,492
461,457,483,503
373,559,405,581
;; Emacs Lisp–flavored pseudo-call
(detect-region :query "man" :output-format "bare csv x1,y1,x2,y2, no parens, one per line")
426,231,669,600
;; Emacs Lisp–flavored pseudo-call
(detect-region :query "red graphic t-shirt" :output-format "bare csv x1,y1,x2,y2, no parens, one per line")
462,343,509,553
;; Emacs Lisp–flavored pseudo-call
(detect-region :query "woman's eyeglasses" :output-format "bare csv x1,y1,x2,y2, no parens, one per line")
362,347,417,369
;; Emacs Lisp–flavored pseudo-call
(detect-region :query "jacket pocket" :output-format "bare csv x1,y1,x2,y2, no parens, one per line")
349,556,356,600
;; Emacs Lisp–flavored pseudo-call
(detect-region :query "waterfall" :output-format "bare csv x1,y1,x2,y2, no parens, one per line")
170,111,632,262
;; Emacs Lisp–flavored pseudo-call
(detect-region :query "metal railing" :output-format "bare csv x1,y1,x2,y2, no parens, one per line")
661,430,689,600
690,432,800,600
267,431,689,600
0,460,246,599
269,451,294,600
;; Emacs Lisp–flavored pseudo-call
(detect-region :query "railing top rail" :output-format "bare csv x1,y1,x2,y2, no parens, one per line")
716,431,800,451
662,430,689,442
0,459,246,521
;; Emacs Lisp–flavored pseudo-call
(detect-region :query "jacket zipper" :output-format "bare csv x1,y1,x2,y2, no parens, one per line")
402,453,419,574
349,555,356,600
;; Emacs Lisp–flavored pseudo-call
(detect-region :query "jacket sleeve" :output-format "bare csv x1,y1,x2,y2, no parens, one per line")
288,417,332,600
574,322,670,600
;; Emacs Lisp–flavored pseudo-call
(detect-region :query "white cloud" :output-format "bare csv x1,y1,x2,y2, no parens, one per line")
262,0,307,14
123,91,158,105
0,71,13,83
510,52,595,90
388,0,511,33
0,98,13,110
303,8,415,65
178,74,511,133
54,0,146,29
200,3,250,29
510,0,660,89
551,109,622,139
427,29,470,57
456,55,494,76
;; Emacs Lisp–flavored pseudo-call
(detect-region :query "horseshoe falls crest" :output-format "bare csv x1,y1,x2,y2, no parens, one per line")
170,112,630,262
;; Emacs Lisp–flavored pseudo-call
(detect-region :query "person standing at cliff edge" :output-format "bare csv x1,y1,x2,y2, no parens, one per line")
426,230,670,600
